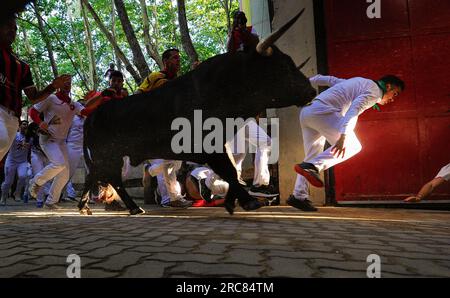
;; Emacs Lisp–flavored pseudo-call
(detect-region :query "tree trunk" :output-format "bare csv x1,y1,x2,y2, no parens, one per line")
111,0,122,72
68,15,88,86
219,0,234,34
81,0,98,90
114,0,150,79
139,0,163,69
176,0,198,65
81,0,141,84
34,4,58,78
169,0,178,45
21,27,42,89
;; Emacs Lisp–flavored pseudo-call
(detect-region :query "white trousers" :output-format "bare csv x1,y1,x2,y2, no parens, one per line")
63,143,83,198
1,159,29,199
0,107,19,161
34,136,70,204
148,159,182,205
293,105,362,199
229,120,271,186
30,151,50,202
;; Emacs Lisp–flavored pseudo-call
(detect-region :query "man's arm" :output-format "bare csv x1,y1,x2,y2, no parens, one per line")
24,74,72,104
309,75,346,88
404,177,446,202
331,92,379,158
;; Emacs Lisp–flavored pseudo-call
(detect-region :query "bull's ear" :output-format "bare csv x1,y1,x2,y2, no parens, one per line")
256,8,305,56
296,57,311,70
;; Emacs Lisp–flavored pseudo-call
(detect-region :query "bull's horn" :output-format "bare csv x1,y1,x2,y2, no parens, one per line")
296,56,311,70
256,8,305,56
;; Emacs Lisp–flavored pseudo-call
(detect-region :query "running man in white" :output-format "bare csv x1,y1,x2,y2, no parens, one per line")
404,163,450,202
288,74,405,211
0,120,31,205
28,77,102,209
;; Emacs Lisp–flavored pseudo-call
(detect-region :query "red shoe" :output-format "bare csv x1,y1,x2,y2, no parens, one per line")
294,162,324,188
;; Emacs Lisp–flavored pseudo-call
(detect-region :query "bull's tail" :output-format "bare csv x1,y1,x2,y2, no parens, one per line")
83,123,94,171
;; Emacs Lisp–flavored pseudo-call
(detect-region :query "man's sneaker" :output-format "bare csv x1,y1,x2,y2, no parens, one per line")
170,198,193,208
36,201,44,208
44,203,61,210
28,180,42,199
248,185,279,197
198,179,212,202
104,200,127,211
0,196,6,206
286,195,317,211
294,162,324,187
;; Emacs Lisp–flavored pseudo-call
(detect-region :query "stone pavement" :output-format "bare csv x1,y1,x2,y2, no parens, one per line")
0,199,449,278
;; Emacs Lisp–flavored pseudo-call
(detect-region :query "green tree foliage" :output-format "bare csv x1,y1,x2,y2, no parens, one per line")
13,0,239,103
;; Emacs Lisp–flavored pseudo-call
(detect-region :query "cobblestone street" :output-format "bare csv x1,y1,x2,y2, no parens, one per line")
0,200,449,278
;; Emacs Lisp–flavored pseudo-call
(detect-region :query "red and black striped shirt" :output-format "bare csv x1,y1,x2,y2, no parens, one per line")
0,47,34,117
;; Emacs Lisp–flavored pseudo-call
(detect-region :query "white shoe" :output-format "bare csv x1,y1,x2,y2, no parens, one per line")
44,203,61,210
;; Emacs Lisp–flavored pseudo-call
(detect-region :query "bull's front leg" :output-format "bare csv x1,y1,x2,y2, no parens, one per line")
110,178,145,215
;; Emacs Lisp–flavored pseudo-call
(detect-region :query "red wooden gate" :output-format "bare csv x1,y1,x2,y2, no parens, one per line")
324,0,450,202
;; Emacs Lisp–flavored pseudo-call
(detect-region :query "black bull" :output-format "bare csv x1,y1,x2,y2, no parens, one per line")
78,10,317,215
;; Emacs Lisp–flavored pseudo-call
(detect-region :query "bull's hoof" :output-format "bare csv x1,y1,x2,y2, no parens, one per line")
130,207,145,215
224,200,235,215
79,208,92,215
240,200,264,211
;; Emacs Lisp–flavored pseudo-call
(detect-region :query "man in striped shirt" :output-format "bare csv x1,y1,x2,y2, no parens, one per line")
0,15,70,161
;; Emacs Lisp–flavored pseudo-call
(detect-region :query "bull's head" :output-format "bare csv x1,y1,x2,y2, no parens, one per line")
247,9,316,110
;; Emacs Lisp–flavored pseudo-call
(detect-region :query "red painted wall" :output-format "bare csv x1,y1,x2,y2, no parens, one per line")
324,0,450,201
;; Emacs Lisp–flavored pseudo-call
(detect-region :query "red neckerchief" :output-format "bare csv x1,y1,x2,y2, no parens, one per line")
56,91,75,110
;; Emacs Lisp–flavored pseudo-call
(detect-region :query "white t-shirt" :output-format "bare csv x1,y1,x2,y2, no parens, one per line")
309,75,383,134
33,94,83,140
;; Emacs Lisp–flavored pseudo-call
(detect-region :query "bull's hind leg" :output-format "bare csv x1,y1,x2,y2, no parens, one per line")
109,176,145,215
207,153,263,215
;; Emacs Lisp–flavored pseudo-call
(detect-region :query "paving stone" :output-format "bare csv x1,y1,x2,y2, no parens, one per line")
91,251,148,271
317,268,366,278
266,250,346,261
120,260,176,278
22,265,68,278
0,254,39,268
146,252,222,264
25,255,70,267
79,268,120,278
88,244,126,257
170,263,263,277
0,263,46,277
153,235,180,242
130,245,191,254
266,257,315,277
171,239,201,248
223,249,264,265
0,247,34,259
387,258,450,277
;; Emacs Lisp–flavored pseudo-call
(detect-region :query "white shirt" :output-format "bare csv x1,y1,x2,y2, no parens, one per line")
309,75,383,134
6,132,29,163
33,94,83,140
66,115,84,147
